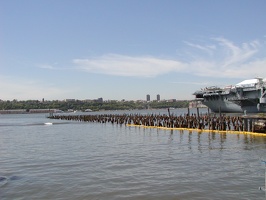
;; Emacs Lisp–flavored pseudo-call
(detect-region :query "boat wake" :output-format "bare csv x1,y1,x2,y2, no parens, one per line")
259,186,265,191
0,122,71,127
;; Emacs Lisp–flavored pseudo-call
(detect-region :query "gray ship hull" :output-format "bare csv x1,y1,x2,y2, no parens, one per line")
202,98,242,113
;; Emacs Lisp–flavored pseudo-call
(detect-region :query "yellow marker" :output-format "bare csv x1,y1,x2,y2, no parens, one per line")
126,124,266,136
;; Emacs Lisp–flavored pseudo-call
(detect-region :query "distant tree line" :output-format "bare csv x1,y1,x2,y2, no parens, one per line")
0,100,190,111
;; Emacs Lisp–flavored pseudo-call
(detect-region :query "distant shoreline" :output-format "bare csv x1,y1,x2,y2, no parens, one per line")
0,109,60,114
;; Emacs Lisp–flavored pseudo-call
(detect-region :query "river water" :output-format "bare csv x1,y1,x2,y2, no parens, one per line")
0,108,266,200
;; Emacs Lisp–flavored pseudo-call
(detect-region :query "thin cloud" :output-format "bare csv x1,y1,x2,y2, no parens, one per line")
73,54,186,77
72,37,266,79
213,37,259,69
184,37,266,78
37,63,58,70
37,63,71,70
183,41,216,55
171,81,211,85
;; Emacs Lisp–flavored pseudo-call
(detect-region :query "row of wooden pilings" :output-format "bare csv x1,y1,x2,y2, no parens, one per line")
47,110,266,133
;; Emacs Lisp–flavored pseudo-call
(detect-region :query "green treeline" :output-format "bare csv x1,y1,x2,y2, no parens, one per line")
0,100,190,111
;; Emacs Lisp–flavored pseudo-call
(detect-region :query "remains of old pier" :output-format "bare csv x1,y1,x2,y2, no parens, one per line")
47,111,266,135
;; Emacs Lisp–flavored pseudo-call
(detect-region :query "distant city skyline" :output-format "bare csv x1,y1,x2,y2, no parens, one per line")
1,1,266,101
5,94,185,102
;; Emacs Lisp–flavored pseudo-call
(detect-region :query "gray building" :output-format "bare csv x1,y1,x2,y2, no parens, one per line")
98,97,103,103
157,94,160,101
146,94,150,102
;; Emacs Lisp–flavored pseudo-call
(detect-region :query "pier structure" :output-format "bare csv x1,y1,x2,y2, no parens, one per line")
48,112,266,134
241,115,266,133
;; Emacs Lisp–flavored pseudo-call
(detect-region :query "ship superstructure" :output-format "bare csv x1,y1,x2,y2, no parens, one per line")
193,77,266,113
229,78,266,113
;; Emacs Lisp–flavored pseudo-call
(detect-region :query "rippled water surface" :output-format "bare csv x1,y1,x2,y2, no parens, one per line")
0,109,266,200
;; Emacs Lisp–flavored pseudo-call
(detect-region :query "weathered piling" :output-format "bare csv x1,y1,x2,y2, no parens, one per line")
47,112,266,134
242,115,266,133
196,107,199,118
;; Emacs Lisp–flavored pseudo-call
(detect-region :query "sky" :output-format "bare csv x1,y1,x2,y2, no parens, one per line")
1,0,266,101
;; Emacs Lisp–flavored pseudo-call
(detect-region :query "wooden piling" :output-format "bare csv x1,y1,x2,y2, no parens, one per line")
47,112,266,135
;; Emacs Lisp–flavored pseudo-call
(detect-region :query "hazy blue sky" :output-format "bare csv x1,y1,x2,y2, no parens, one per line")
1,0,266,101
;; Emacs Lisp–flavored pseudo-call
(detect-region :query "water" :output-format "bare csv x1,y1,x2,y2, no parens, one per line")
0,109,266,200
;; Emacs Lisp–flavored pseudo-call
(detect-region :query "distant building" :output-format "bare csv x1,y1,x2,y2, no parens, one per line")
64,99,76,102
98,97,103,103
146,94,150,102
189,101,207,108
82,98,103,103
167,99,176,102
157,94,160,101
82,99,94,102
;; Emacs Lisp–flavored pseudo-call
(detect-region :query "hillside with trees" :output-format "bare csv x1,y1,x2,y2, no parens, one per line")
0,99,190,112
